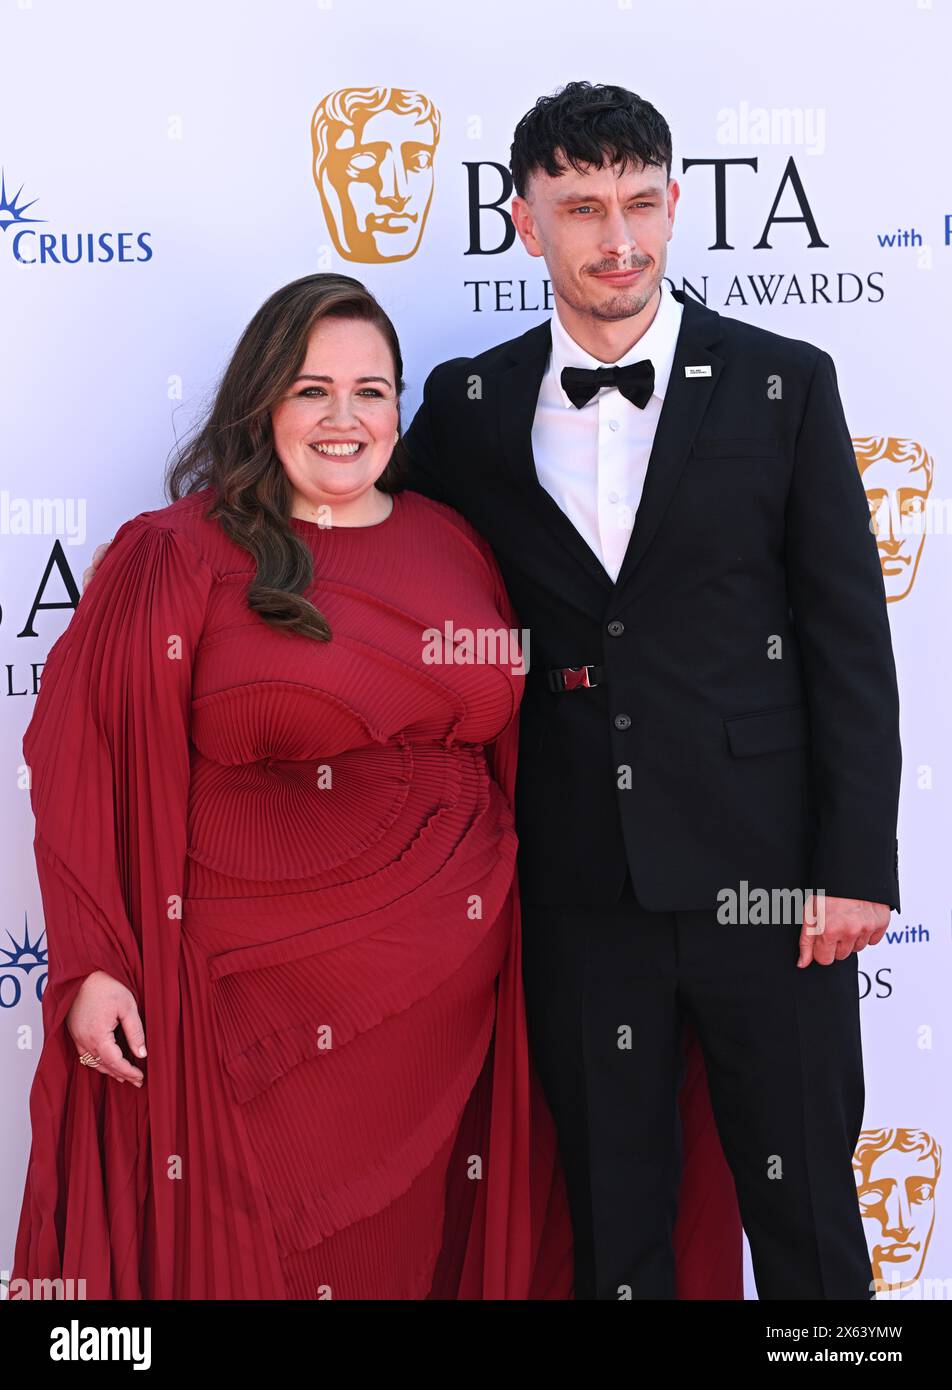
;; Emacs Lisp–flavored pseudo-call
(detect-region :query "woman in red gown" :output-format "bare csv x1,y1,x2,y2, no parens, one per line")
11,273,742,1299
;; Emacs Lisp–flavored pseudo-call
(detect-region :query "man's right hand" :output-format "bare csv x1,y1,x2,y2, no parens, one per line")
82,539,113,593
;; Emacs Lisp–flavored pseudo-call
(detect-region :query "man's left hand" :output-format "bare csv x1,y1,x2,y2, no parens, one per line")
798,895,891,968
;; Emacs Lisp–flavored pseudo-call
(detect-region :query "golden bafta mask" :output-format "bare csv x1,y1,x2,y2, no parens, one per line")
854,1128,941,1292
311,87,441,264
853,437,934,602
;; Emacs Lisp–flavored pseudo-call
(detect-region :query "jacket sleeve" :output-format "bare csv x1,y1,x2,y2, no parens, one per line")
12,514,214,1299
785,349,902,910
401,364,456,506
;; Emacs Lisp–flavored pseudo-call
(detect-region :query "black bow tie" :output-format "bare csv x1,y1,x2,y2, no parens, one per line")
561,359,655,410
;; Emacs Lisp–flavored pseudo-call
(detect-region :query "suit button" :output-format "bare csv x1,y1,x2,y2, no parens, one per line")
607,619,625,637
614,713,631,731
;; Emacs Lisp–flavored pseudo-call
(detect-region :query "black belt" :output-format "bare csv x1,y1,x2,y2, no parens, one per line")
545,664,605,692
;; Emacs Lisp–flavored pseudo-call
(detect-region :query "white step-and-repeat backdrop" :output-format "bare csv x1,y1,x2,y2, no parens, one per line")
1,0,949,1299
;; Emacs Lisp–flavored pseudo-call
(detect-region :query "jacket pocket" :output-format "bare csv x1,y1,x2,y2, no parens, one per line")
724,702,810,757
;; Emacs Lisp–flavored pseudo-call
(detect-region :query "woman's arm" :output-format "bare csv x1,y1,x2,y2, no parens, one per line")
14,512,214,1296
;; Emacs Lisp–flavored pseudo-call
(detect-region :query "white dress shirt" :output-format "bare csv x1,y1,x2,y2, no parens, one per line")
531,279,684,582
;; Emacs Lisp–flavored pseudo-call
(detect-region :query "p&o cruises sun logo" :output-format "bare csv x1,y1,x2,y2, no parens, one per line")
0,168,153,266
0,911,47,1009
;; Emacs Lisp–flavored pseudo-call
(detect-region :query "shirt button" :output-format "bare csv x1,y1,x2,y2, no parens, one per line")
608,491,620,504
614,713,632,731
607,620,625,637
608,419,620,432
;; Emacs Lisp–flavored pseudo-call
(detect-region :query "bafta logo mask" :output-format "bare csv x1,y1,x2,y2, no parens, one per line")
853,436,934,602
854,1128,941,1291
311,87,441,264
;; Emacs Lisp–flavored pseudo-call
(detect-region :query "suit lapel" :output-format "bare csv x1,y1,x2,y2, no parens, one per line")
613,292,725,595
496,320,615,591
494,289,726,600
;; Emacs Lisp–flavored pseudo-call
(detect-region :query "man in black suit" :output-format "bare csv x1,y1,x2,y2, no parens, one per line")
401,81,901,1300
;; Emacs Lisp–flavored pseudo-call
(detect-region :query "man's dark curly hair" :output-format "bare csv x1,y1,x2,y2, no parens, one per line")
510,81,673,200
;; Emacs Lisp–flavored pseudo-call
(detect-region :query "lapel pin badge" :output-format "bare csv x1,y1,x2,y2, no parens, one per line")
685,365,712,378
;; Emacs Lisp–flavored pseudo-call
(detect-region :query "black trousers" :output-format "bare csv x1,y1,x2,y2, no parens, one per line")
520,873,874,1300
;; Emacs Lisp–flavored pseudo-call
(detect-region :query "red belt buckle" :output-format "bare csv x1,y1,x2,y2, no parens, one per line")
561,665,594,691
546,664,602,692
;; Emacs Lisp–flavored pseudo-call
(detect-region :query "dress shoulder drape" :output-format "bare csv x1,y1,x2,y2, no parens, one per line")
13,516,214,1298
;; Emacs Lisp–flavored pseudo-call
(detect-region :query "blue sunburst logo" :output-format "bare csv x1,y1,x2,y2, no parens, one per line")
0,169,45,233
2,911,47,974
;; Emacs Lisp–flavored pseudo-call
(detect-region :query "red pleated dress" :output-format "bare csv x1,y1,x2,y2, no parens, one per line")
11,485,742,1300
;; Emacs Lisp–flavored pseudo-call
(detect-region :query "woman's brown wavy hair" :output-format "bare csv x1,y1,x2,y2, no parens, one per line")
166,273,408,641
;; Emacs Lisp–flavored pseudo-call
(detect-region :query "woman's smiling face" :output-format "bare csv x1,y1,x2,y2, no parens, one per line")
271,315,400,516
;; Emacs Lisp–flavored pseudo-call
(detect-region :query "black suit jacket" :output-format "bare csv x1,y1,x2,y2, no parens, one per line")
400,288,901,913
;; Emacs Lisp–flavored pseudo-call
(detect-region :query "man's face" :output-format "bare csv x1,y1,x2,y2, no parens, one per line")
510,154,679,321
